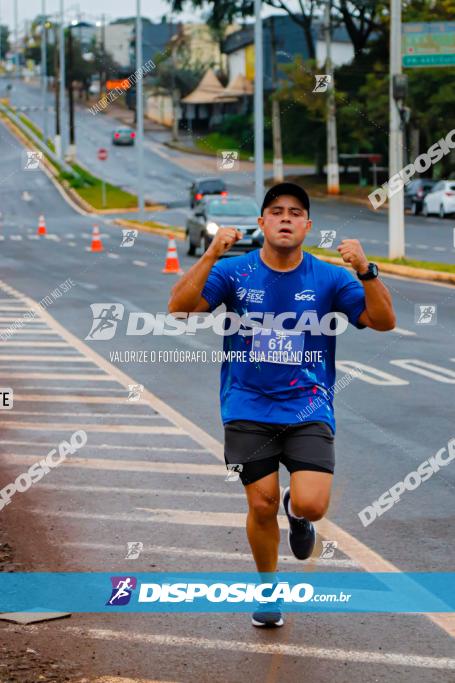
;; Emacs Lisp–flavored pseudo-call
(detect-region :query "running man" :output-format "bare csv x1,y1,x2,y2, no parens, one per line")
168,182,396,627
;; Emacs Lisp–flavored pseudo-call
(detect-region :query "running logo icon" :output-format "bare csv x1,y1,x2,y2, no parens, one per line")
125,542,143,559
415,304,437,325
218,150,239,171
320,540,337,559
85,304,124,340
319,230,336,248
313,75,332,92
23,150,43,171
120,229,138,247
128,384,144,401
106,576,137,606
225,464,243,482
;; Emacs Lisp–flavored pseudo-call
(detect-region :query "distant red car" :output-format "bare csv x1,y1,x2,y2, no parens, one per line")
112,127,135,146
189,177,227,208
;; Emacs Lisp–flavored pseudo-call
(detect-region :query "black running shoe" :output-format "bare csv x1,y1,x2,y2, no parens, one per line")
251,606,284,627
282,486,316,560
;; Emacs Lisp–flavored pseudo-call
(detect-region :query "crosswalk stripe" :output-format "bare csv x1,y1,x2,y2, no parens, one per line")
0,329,63,334
2,455,222,475
13,394,134,403
133,260,147,267
390,359,455,383
0,441,206,453
25,507,290,528
0,422,184,434
0,372,115,380
59,540,358,567
16,625,455,669
0,354,87,361
0,341,70,346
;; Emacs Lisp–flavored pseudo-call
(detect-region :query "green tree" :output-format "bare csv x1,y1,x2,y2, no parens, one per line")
0,25,9,59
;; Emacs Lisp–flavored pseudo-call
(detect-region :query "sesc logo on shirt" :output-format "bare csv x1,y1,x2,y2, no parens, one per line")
295,290,316,302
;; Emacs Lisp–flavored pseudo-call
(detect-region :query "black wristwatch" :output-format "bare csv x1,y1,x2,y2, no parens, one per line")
357,262,379,281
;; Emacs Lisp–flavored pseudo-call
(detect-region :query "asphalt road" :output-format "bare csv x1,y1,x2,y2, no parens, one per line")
6,78,455,265
0,114,455,682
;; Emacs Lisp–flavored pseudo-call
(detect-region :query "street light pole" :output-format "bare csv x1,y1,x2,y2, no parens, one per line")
136,0,145,221
67,23,75,161
388,0,405,258
14,0,18,77
58,0,66,160
41,0,48,144
324,0,339,195
254,0,264,205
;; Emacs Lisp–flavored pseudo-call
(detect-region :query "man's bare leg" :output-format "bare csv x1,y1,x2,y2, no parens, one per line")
245,472,281,572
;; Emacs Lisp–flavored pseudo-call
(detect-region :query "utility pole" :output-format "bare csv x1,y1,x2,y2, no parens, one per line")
41,0,48,144
270,17,283,183
324,0,339,194
14,0,18,77
67,24,75,161
136,0,145,221
388,0,405,258
58,0,66,160
254,0,264,206
171,33,179,142
54,24,61,157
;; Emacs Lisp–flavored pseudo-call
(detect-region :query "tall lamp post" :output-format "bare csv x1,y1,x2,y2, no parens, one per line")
136,0,145,221
254,0,264,206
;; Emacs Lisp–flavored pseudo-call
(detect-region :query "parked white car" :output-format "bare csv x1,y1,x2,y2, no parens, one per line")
422,180,455,218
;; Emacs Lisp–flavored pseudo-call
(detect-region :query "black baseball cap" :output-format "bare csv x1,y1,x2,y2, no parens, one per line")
261,182,310,216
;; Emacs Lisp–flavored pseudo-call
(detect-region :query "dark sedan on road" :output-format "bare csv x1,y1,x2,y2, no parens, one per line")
185,195,263,255
189,177,227,208
404,178,436,215
112,127,136,146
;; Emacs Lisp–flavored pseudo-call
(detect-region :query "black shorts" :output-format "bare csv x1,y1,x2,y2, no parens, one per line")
224,420,335,486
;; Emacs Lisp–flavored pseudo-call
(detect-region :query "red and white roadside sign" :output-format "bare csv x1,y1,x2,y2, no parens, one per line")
97,148,108,161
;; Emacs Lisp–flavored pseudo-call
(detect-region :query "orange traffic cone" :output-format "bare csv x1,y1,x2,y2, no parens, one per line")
162,234,183,274
37,214,47,236
90,224,103,252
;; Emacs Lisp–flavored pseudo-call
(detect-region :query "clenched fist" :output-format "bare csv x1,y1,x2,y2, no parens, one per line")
337,239,369,273
207,227,244,258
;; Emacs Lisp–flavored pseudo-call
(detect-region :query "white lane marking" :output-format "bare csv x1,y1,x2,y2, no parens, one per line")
0,235,4,240
391,327,416,336
0,317,46,323
416,244,428,249
9,235,22,240
13,393,139,404
0,342,70,347
0,354,86,361
22,507,290,529
0,440,206,453
68,241,76,246
390,359,455,383
0,329,61,334
335,361,409,385
28,235,40,240
433,246,445,251
39,484,244,499
381,273,455,289
59,540,358,568
0,421,183,434
107,253,120,259
133,260,147,267
0,372,115,380
44,234,61,241
7,411,164,419
14,625,455,670
0,305,29,311
17,386,126,392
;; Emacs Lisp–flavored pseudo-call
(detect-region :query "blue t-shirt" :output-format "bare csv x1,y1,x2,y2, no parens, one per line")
201,250,366,432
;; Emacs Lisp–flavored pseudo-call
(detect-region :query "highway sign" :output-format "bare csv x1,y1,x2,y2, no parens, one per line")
403,22,455,67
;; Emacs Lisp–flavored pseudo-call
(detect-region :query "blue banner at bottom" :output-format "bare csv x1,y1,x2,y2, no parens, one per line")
0,572,454,613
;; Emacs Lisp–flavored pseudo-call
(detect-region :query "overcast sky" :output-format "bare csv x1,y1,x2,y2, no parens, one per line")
0,0,296,32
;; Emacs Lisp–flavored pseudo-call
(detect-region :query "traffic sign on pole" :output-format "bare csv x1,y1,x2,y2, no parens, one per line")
403,22,455,67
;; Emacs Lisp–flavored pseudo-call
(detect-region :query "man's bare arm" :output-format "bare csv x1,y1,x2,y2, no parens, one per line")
168,227,243,313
